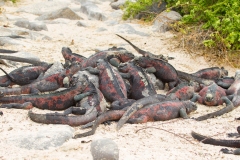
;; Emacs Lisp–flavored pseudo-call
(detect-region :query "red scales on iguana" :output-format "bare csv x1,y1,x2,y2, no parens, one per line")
117,61,157,100
0,62,81,96
28,74,107,126
0,73,89,110
0,62,51,87
74,97,197,138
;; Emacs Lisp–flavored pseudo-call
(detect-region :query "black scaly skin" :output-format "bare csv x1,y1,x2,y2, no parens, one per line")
81,47,135,68
215,76,234,89
196,82,227,106
116,94,168,130
166,82,195,101
191,67,228,80
28,108,98,126
61,47,87,67
0,62,52,87
226,70,240,107
177,70,214,85
118,61,157,100
195,96,234,121
0,75,89,110
88,59,128,103
0,63,81,96
191,127,240,148
134,56,179,90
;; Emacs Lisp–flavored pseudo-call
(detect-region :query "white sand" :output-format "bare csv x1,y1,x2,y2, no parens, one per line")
0,0,239,159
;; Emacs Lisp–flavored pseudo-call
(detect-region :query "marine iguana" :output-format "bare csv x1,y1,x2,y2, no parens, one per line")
0,62,52,87
215,76,234,89
28,74,107,126
73,72,107,114
0,74,89,110
61,47,87,67
74,99,197,138
133,56,179,89
85,59,128,103
0,62,80,96
191,67,228,80
166,82,195,101
28,107,98,126
226,70,240,107
194,96,234,121
118,61,157,100
194,82,227,106
81,46,135,68
116,94,169,130
177,70,214,86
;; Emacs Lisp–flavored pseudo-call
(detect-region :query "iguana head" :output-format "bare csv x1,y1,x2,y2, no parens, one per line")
186,101,197,113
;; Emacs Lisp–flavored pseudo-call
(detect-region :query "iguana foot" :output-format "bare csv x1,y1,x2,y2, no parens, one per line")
227,133,240,138
220,148,234,154
220,148,240,155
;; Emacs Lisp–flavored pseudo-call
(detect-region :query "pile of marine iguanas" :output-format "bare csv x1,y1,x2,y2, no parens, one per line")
0,34,240,155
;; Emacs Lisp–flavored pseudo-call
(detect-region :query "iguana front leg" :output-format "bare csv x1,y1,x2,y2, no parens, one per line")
74,91,96,102
144,67,156,73
109,58,121,68
195,96,234,121
179,108,189,119
119,72,131,79
83,67,100,75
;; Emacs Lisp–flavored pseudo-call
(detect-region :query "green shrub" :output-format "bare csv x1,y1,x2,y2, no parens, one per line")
122,0,159,21
165,0,240,50
4,0,17,3
122,0,240,66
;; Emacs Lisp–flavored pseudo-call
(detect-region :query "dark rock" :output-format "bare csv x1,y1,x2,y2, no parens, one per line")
80,2,107,21
36,7,83,21
14,20,48,31
110,0,126,10
17,0,71,15
153,10,182,32
135,1,167,20
91,138,119,160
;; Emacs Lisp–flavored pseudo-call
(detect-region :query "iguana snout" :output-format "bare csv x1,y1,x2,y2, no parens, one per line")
186,102,197,113
205,93,214,102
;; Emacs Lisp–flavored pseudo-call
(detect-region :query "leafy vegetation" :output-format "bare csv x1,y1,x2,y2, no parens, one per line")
122,0,240,67
122,0,159,21
6,0,17,3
